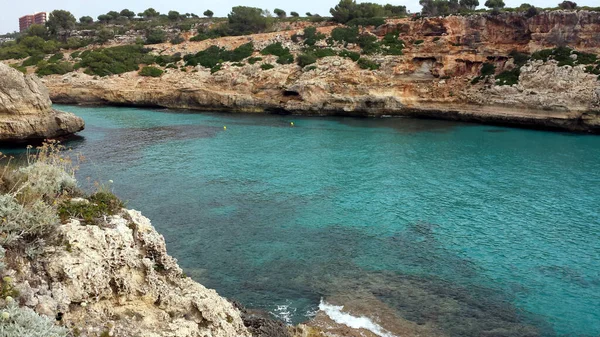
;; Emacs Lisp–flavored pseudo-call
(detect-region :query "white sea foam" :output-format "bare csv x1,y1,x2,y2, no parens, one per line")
269,301,296,325
319,299,398,337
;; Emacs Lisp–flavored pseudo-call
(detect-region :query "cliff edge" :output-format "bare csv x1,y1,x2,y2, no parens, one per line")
0,63,84,142
0,148,250,337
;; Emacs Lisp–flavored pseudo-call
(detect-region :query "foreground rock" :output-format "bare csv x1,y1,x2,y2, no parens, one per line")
8,208,250,337
0,63,84,142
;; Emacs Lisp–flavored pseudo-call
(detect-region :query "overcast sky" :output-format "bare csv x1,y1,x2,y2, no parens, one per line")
1,0,597,34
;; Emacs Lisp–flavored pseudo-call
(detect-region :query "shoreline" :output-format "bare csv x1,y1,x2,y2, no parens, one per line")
51,100,600,134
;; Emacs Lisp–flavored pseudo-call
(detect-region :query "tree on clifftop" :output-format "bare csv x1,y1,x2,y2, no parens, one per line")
274,8,287,18
97,14,110,24
484,0,505,8
46,10,76,40
26,24,47,38
140,8,160,19
79,16,93,24
558,1,577,9
459,0,479,10
290,11,300,17
120,9,136,19
227,6,271,35
168,11,181,21
203,10,214,18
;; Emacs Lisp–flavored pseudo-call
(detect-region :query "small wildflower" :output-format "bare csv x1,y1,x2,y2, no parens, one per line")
81,301,87,307
2,276,12,284
1,312,9,320
5,296,14,304
109,180,114,184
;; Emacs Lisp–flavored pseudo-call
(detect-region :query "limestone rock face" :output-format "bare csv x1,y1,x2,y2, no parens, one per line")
43,11,600,132
0,63,84,142
12,209,250,337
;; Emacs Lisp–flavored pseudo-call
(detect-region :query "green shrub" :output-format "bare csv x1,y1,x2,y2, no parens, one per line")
381,33,404,55
0,194,59,248
509,50,530,67
70,51,81,59
357,57,380,70
21,54,44,67
296,53,317,67
433,37,440,42
302,26,326,46
248,57,262,64
305,65,317,71
48,53,64,63
210,64,222,74
358,34,379,54
79,45,155,76
155,53,182,66
312,48,337,58
58,191,123,225
261,63,275,70
0,302,68,337
585,64,600,75
190,29,222,41
338,49,360,61
184,42,254,68
139,66,164,77
413,39,424,45
261,42,290,57
495,68,520,86
36,61,74,76
531,48,553,62
330,26,359,46
480,62,496,76
531,47,597,67
227,6,272,35
232,62,245,67
145,29,167,44
276,54,294,64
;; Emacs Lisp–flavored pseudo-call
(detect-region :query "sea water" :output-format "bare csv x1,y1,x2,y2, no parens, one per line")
3,105,599,336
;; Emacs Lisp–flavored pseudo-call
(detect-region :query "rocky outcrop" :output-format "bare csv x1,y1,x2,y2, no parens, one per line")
43,11,600,133
0,63,84,142
7,208,250,337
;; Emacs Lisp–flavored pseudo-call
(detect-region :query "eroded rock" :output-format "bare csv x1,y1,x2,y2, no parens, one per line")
0,63,84,142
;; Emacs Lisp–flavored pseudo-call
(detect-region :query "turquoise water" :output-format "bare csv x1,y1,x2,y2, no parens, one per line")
4,105,600,336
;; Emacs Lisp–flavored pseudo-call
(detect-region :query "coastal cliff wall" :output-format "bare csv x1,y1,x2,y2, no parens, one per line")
42,10,600,132
0,63,84,142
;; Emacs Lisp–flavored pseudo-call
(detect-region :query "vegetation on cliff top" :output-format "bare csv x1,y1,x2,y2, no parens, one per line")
0,1,599,79
471,46,600,86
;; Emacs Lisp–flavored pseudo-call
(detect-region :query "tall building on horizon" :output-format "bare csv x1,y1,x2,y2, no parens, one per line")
19,12,47,32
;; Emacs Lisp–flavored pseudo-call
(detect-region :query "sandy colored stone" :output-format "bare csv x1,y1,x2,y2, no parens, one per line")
0,63,84,141
10,209,250,337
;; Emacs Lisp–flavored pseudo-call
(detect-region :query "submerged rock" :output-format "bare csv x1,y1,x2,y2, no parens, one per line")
0,63,84,142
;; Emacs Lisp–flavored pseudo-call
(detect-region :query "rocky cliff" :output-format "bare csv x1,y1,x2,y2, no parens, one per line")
4,206,250,337
0,63,84,142
43,10,600,132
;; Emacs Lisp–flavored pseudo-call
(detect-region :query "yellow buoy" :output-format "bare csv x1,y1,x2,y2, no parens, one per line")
291,122,294,126
224,126,227,130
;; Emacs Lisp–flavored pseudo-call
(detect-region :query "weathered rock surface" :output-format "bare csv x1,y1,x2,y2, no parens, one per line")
0,63,84,142
8,209,250,337
43,11,600,132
